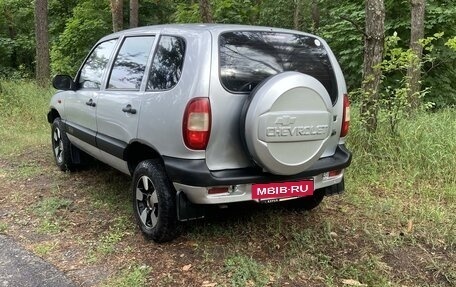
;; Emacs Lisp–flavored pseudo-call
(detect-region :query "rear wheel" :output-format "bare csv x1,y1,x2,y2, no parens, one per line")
286,189,325,211
132,159,178,243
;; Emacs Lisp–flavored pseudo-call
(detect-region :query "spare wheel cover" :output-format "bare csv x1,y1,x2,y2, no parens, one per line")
244,71,333,175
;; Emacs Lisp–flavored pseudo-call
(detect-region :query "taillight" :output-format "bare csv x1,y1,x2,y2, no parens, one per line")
183,98,211,150
341,93,350,137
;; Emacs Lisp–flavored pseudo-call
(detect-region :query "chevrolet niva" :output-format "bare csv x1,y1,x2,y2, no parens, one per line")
48,24,352,242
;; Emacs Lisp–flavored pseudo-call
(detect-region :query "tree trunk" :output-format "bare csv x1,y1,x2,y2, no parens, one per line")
293,0,302,30
407,0,426,109
110,0,123,32
361,0,385,132
199,0,213,23
130,0,139,28
34,0,50,87
311,0,320,31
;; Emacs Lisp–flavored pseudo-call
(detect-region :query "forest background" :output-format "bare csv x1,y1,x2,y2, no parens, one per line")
1,0,456,113
0,1,455,286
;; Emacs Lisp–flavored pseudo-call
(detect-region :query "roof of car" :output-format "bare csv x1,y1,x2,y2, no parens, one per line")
100,23,315,41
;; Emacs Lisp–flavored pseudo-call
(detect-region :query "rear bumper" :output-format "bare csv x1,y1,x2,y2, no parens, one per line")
163,144,352,186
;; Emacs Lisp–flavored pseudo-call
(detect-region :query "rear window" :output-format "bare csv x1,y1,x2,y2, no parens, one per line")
219,31,338,104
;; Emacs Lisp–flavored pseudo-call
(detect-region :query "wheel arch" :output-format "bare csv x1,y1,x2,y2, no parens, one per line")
47,108,61,123
125,141,162,174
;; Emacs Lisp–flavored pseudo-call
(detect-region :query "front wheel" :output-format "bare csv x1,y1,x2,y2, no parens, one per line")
132,159,178,243
51,118,75,171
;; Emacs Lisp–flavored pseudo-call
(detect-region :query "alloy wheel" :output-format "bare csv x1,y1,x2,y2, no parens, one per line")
135,175,159,229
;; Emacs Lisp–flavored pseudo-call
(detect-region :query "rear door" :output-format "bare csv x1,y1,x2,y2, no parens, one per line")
206,30,340,171
96,36,156,159
64,39,117,147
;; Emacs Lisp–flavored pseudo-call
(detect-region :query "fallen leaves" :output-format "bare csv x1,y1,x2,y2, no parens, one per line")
182,264,192,271
341,278,367,286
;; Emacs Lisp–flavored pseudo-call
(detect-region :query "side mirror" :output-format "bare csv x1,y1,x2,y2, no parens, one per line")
52,75,75,90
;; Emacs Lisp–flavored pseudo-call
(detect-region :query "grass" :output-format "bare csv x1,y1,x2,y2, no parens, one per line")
0,80,52,156
101,265,151,287
0,80,454,287
33,242,56,257
0,222,7,233
224,255,270,287
33,197,72,234
96,216,130,255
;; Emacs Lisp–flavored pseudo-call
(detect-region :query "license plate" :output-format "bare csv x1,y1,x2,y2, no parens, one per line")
251,180,314,201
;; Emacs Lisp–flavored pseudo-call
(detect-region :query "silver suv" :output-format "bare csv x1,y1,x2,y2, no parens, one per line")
48,24,352,242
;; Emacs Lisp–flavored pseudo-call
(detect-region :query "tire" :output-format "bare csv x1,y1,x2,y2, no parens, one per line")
241,71,333,175
286,189,325,211
51,118,76,171
132,159,178,243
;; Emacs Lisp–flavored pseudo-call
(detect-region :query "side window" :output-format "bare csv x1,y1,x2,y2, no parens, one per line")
147,36,185,91
107,36,155,90
78,39,117,89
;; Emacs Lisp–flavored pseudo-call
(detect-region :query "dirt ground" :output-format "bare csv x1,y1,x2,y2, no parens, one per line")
0,147,454,287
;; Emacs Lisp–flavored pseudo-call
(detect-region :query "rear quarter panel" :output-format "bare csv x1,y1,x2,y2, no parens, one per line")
137,30,212,159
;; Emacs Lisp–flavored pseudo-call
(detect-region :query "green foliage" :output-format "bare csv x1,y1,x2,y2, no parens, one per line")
0,80,51,155
256,0,295,28
101,265,151,287
0,0,35,78
51,0,111,75
213,0,259,24
319,2,364,91
224,255,269,287
172,2,200,23
33,243,56,257
0,222,7,233
354,32,440,134
446,36,456,50
348,105,456,186
139,0,176,25
420,2,456,107
0,80,51,122
173,0,259,24
0,0,455,108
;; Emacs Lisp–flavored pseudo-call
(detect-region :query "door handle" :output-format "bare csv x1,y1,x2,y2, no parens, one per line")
122,104,137,114
85,99,96,107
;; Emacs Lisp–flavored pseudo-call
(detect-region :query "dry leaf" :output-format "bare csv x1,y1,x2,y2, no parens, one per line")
407,219,413,233
182,264,192,271
329,231,338,238
342,279,367,286
201,283,217,287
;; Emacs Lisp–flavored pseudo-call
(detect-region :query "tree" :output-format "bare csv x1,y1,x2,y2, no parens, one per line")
130,0,139,28
293,0,302,30
35,0,50,86
199,0,213,23
406,0,425,108
50,0,111,75
311,0,320,30
360,0,385,132
110,0,123,32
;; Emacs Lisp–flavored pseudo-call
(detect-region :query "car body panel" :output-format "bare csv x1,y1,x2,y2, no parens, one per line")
48,24,351,206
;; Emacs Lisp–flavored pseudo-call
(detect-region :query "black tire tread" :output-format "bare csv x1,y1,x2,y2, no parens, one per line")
286,189,325,211
132,159,178,243
52,118,76,171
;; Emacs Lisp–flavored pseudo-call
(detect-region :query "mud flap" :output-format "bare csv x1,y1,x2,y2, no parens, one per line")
176,191,205,221
325,179,345,196
69,143,81,164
